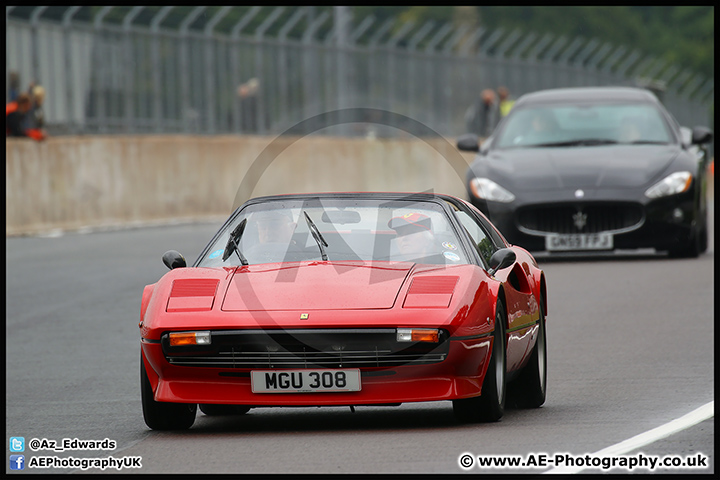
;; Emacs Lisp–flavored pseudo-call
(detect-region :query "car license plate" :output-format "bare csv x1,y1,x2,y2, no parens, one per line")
545,233,613,251
251,369,361,393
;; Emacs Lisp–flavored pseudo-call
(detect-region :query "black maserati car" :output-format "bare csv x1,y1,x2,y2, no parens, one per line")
458,86,713,258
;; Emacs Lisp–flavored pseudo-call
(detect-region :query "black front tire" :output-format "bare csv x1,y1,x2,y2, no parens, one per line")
453,300,507,423
668,226,701,258
698,222,708,254
508,300,547,408
141,353,196,430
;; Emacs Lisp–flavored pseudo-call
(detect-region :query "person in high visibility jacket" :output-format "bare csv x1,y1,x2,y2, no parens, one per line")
6,93,46,141
498,86,515,118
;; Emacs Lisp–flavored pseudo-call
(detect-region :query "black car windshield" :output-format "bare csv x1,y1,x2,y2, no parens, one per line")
494,103,673,149
198,198,470,267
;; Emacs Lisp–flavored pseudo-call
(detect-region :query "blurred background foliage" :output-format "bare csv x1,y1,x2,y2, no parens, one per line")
363,6,714,79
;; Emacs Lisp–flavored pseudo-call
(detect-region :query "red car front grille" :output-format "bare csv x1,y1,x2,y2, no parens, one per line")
162,329,449,369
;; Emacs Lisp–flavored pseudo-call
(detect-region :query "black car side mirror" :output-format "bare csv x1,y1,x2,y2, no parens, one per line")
457,133,480,152
488,248,516,276
691,126,713,145
162,250,187,270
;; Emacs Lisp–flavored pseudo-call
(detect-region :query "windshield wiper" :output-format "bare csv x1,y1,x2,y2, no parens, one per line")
532,138,619,147
222,218,249,265
303,211,328,261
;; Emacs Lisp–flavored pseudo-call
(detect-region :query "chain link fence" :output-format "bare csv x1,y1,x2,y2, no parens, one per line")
6,6,714,140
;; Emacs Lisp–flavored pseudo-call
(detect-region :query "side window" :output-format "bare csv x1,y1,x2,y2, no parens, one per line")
475,212,509,248
455,211,497,267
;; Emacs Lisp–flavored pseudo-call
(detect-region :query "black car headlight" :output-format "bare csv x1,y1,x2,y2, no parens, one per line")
469,178,516,203
645,171,693,198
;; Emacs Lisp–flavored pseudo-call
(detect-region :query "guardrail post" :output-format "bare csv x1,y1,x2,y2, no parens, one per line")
150,6,173,132
204,7,233,134
302,11,330,123
507,32,537,94
62,6,82,132
366,18,394,113
254,7,285,134
178,7,206,133
230,6,261,134
123,7,144,133
92,6,113,132
406,21,435,121
277,8,308,128
29,7,48,89
386,20,415,113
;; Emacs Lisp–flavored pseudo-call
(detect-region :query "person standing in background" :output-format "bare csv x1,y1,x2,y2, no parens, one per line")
497,86,515,118
26,84,46,130
8,71,21,102
237,77,260,133
465,88,498,139
6,93,46,141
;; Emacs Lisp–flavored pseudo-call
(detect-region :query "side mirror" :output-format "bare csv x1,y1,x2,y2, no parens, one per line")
162,250,187,270
691,126,713,145
488,248,516,276
457,133,480,152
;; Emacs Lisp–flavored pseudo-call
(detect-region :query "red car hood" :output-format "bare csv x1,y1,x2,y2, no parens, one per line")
222,261,416,311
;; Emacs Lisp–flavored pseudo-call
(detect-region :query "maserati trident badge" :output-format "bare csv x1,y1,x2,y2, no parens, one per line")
573,211,588,231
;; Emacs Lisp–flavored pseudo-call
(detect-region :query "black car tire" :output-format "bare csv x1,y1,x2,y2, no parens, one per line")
699,221,708,254
199,404,252,416
508,300,547,408
668,225,701,258
141,353,196,430
453,299,506,423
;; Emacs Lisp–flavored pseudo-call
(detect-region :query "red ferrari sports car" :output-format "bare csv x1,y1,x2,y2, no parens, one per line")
140,192,548,429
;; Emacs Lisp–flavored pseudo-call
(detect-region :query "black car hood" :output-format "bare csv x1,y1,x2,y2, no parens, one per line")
473,144,680,191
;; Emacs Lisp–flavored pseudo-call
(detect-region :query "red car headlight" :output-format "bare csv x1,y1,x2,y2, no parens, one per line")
397,328,439,343
168,331,211,346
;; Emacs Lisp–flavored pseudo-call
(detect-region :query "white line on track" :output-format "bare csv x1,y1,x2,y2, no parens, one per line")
545,401,714,474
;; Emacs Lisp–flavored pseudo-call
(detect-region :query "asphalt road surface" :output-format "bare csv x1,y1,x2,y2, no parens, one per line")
6,205,713,474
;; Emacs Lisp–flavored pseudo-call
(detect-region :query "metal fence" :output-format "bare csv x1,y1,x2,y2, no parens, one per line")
6,6,715,138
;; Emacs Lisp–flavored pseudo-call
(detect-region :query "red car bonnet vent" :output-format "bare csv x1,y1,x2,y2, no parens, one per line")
167,279,219,312
404,276,459,308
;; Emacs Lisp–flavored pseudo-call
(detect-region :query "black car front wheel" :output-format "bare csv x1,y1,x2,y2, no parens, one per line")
141,353,196,430
668,224,701,258
698,221,708,254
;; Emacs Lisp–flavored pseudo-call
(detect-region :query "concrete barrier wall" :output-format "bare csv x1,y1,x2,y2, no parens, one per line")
6,135,475,236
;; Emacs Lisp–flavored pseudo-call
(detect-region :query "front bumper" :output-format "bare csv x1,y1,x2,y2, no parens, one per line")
472,190,699,254
141,331,493,406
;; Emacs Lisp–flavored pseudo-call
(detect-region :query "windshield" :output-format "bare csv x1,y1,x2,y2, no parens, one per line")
494,103,673,148
198,198,470,267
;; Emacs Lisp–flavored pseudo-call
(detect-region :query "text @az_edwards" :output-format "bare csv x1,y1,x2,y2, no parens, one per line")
27,437,116,452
